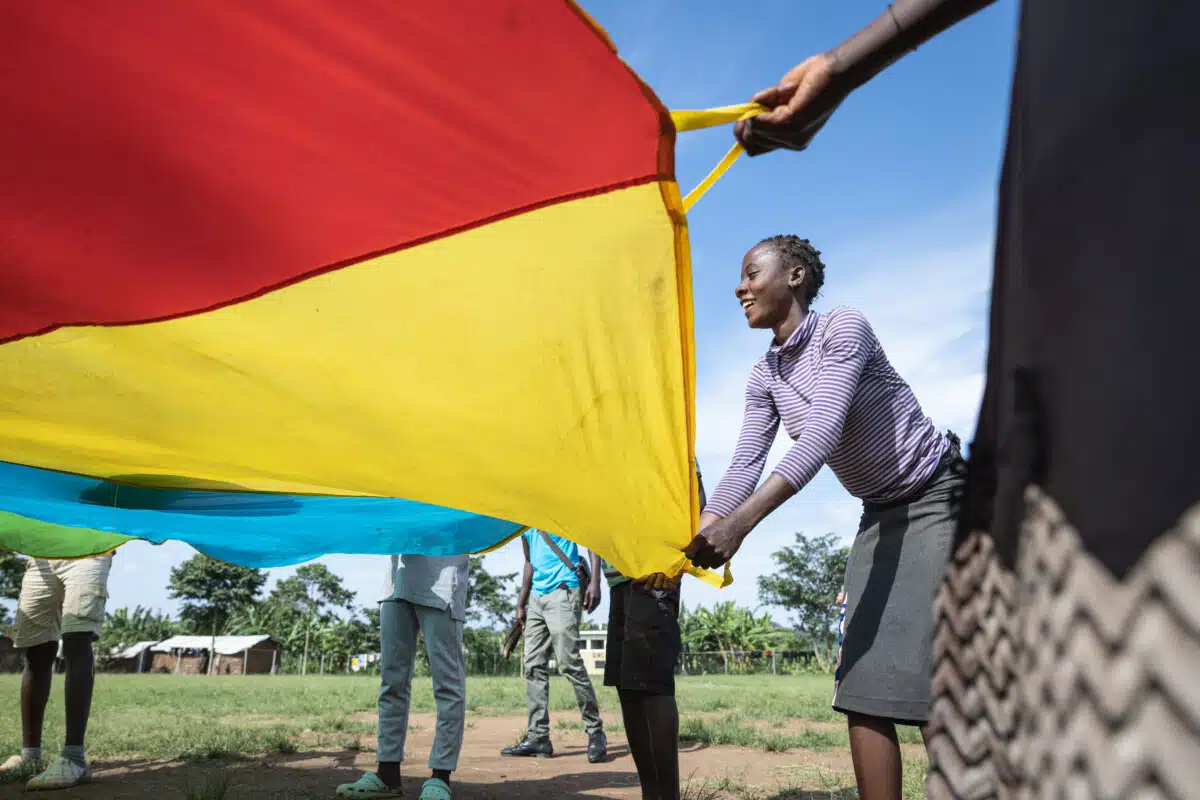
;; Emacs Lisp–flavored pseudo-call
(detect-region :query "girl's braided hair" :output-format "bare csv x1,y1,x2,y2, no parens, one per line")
757,234,825,304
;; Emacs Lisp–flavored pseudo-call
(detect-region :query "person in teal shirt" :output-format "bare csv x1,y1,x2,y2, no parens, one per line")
525,530,590,596
502,530,605,762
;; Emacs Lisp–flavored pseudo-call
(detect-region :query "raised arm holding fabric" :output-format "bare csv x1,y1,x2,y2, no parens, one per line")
735,0,997,154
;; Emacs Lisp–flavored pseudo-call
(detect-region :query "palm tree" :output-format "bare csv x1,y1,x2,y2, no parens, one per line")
100,606,176,667
103,605,175,648
225,603,284,635
679,602,790,673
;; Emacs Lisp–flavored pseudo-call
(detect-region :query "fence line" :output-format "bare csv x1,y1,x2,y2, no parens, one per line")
680,649,819,676
67,647,828,678
270,648,822,677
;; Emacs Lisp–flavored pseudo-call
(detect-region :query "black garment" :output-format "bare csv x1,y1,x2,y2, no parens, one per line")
927,1,1200,797
963,0,1200,575
603,581,681,696
820,0,1200,575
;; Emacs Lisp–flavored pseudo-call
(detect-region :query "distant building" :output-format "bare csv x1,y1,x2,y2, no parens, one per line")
547,628,608,675
578,627,608,676
106,640,159,673
149,635,281,676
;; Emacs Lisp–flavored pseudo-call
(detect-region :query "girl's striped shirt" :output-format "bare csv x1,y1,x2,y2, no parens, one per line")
706,307,947,518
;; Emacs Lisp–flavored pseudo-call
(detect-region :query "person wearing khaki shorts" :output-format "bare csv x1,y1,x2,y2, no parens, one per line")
0,553,112,791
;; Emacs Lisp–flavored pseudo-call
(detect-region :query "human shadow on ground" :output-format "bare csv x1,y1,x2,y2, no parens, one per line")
0,750,857,800
545,742,632,763
0,754,640,800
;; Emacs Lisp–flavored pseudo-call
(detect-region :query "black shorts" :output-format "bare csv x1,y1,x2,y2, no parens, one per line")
603,580,681,696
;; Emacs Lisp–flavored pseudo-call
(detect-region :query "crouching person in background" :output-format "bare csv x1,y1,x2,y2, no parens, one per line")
0,553,113,791
337,555,468,800
609,460,706,800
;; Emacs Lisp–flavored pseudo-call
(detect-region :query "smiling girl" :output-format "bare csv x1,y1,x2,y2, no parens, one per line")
689,235,963,796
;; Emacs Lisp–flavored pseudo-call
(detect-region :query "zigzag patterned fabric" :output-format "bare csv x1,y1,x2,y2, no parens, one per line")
927,486,1200,799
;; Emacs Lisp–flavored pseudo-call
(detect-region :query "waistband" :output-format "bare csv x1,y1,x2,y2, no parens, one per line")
863,434,964,513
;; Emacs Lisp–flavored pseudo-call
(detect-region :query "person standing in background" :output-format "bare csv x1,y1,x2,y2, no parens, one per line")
502,530,606,763
0,553,113,791
833,589,847,700
337,554,468,800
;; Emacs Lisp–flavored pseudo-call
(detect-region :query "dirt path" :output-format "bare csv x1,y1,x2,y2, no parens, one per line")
0,713,874,799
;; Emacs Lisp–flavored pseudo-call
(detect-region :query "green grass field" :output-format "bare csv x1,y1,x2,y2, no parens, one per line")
0,674,928,798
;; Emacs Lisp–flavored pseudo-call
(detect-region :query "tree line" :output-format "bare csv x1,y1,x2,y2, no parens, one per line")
1,532,849,674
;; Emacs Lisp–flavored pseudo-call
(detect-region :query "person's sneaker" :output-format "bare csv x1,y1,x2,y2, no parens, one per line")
501,737,553,758
0,755,28,775
25,757,89,791
586,730,608,763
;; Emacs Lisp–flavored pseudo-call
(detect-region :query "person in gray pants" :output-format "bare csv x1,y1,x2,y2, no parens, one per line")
502,530,606,762
337,555,468,800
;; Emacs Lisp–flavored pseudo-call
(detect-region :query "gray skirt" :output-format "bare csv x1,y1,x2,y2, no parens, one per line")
832,453,963,724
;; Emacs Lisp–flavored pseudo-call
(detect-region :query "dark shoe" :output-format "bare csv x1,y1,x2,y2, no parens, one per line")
587,731,608,763
501,738,553,758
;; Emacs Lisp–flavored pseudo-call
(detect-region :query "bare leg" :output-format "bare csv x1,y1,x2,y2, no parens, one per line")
20,642,57,750
847,712,902,800
618,691,658,799
643,695,680,800
61,634,95,748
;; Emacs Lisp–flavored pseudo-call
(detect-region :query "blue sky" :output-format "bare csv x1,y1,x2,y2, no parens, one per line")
45,0,1019,628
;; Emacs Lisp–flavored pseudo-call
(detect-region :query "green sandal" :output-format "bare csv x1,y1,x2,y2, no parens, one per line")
419,778,452,800
335,772,402,798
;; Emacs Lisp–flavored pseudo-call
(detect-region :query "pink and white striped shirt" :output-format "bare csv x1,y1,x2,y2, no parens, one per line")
705,307,947,518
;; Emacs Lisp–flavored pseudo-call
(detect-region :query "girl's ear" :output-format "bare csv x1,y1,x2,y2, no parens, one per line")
787,264,806,292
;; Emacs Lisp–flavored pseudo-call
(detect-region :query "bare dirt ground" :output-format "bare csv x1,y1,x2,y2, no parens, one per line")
0,712,894,799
